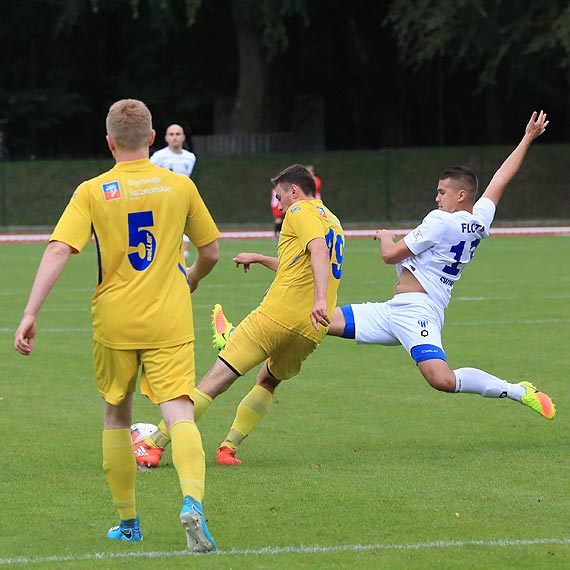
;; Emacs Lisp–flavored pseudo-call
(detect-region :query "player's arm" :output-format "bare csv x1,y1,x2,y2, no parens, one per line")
307,237,331,331
374,229,413,265
482,110,548,206
14,240,74,355
186,239,219,293
233,252,279,273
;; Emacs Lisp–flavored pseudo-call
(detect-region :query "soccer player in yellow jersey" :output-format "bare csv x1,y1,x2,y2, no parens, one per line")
173,164,343,465
140,165,344,466
14,99,219,552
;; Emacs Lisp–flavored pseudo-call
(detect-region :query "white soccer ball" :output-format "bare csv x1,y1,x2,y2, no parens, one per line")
130,422,159,444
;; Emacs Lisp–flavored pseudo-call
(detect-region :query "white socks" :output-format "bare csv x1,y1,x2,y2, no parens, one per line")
454,367,525,401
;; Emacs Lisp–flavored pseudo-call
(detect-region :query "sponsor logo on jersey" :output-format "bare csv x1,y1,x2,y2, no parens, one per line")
102,181,122,201
316,205,328,218
418,319,429,328
289,206,301,214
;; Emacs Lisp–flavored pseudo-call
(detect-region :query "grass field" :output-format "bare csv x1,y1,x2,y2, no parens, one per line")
1,235,569,569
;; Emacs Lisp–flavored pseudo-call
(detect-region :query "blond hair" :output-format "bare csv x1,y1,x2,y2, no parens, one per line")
106,99,152,151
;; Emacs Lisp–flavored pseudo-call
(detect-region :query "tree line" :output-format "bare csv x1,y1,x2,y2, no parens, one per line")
1,0,568,159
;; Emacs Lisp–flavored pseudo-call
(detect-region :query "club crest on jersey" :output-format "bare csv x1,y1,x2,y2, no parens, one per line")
316,205,328,218
102,181,122,201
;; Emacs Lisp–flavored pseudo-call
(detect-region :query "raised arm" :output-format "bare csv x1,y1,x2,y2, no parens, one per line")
233,252,279,273
481,110,549,206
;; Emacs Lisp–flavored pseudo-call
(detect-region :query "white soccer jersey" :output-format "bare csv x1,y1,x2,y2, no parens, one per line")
150,147,196,177
399,197,496,310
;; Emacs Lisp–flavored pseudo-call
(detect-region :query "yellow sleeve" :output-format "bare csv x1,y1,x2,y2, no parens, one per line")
184,182,220,247
50,182,93,252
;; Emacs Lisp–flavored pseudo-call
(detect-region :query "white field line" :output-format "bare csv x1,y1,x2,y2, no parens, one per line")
2,537,570,565
1,227,570,243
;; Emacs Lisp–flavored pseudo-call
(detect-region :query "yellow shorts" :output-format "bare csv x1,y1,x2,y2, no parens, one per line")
93,340,195,405
219,310,318,380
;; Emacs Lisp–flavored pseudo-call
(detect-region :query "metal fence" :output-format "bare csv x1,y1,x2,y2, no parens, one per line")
192,132,300,157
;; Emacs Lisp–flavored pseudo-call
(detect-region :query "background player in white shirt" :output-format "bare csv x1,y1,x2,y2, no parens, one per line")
327,110,556,419
151,123,197,261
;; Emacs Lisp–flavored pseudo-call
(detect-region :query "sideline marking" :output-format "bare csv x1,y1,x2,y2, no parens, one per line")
1,226,570,243
2,537,570,565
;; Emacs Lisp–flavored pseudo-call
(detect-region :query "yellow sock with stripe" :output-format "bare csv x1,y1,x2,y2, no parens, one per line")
221,384,273,451
170,420,205,502
102,429,137,520
193,388,213,421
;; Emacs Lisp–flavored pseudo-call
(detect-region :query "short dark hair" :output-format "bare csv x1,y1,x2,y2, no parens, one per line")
439,166,479,201
270,164,316,197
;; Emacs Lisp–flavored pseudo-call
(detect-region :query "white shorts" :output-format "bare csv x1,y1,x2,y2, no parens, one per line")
344,293,446,363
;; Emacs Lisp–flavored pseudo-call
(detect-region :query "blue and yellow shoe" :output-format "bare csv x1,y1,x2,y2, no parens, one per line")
180,496,216,553
520,381,556,420
211,304,234,351
107,515,142,542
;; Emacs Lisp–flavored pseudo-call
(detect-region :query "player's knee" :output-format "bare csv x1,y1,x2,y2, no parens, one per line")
413,345,454,392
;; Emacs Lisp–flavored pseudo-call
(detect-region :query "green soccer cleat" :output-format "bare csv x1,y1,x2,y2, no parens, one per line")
211,304,234,351
519,381,556,420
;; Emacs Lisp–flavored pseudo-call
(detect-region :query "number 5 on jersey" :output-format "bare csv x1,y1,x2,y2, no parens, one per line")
128,211,156,271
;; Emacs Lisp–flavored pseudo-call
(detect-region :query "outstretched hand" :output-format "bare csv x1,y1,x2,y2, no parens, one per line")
526,110,549,141
233,252,257,273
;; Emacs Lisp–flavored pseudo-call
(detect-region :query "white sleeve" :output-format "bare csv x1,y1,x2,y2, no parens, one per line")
403,211,446,255
473,197,496,230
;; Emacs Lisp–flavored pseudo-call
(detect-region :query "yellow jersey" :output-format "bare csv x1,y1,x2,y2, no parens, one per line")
259,199,344,343
50,158,220,349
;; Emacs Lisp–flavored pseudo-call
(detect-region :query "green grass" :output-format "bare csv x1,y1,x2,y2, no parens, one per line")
1,235,569,569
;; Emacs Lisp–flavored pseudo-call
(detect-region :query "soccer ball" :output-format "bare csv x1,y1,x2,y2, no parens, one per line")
130,422,159,445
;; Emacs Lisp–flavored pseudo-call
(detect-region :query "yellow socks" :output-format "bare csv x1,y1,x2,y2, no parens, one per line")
221,384,273,450
170,420,205,502
102,429,137,520
193,389,213,421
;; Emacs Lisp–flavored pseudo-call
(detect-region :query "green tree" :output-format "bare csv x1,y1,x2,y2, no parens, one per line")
385,0,570,142
68,0,308,134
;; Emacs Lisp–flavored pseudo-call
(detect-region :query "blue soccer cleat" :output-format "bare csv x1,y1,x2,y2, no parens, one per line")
180,496,216,553
107,515,143,542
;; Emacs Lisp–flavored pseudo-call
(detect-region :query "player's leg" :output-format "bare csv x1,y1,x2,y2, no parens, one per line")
142,342,215,552
217,362,279,466
420,362,555,419
216,320,317,465
274,216,283,238
103,395,142,541
327,306,351,337
94,342,142,541
160,396,215,553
